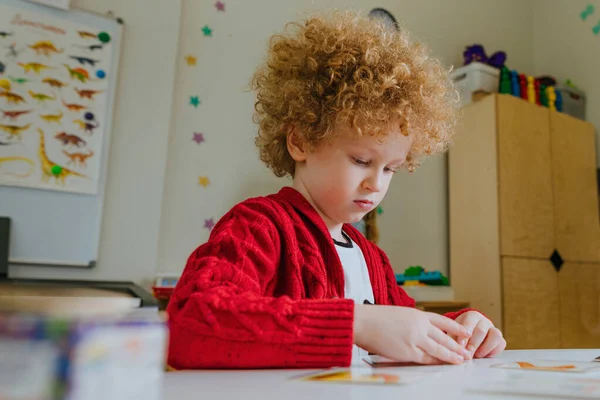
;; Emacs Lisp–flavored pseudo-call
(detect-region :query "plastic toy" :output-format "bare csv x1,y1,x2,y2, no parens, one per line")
463,44,506,68
564,79,579,90
403,266,423,277
555,89,563,111
540,84,548,107
395,265,449,286
498,66,511,94
152,273,181,310
527,76,536,104
534,80,541,105
460,45,568,113
510,70,520,97
537,76,557,86
154,273,180,287
519,74,527,100
547,86,556,111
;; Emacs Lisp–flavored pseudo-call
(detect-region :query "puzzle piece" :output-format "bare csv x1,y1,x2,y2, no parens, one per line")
492,360,600,373
581,4,595,21
593,21,600,35
517,362,576,371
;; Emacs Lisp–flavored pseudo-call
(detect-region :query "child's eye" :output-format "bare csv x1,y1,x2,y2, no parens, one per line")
384,167,399,174
353,157,369,166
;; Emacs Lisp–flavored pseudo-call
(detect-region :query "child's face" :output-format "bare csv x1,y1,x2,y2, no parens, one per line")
291,124,413,235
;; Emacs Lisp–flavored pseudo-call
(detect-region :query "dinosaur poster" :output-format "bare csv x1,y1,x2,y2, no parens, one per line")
0,3,113,195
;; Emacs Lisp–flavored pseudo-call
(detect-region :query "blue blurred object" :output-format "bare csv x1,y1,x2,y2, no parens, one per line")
555,89,563,112
396,270,442,284
510,70,520,97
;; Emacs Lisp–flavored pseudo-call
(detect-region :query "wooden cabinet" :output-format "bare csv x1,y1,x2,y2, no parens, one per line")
559,262,600,348
501,257,560,349
551,112,600,262
497,96,555,259
449,93,600,349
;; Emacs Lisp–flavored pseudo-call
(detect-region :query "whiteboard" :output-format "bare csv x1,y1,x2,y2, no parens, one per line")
0,0,123,268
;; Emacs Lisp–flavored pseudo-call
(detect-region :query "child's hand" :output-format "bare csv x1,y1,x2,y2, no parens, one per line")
353,305,472,365
453,311,506,359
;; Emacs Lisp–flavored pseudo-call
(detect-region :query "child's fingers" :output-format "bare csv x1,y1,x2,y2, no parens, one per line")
428,327,471,359
485,340,507,358
414,347,442,365
476,329,506,358
421,337,465,365
473,327,503,358
454,312,481,342
427,312,471,339
448,334,468,347
466,321,491,355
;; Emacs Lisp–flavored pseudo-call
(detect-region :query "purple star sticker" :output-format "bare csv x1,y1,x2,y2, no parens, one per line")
192,132,205,144
204,218,215,231
215,1,225,11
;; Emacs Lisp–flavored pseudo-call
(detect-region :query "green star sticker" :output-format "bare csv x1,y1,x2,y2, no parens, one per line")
189,96,200,108
202,25,213,37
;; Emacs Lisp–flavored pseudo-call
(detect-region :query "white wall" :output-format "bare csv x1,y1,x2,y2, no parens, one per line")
156,0,288,273
10,0,182,284
532,0,600,166
157,0,535,277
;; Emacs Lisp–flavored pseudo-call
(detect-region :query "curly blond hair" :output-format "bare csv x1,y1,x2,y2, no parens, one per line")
251,9,459,177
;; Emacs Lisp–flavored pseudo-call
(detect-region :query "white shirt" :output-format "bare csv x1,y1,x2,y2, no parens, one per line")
334,232,374,366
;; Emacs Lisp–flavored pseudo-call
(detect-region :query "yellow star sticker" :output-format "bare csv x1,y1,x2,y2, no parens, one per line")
198,176,210,188
185,55,197,66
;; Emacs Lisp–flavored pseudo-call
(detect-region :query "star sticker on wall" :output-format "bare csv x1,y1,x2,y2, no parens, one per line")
189,96,200,108
185,55,197,66
204,218,215,231
192,132,205,144
202,25,213,37
198,176,210,188
215,1,225,11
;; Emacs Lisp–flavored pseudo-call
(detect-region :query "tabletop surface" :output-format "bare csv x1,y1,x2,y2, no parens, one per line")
162,349,600,399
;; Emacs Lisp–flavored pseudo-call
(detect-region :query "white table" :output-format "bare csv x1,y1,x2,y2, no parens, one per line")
162,350,600,399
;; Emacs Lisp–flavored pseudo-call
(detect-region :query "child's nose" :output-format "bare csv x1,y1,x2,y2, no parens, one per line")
363,172,383,192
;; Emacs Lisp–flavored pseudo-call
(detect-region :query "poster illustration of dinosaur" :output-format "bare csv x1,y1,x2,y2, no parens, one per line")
0,3,112,195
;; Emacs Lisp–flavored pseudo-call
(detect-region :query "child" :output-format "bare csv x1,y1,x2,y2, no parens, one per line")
167,10,506,369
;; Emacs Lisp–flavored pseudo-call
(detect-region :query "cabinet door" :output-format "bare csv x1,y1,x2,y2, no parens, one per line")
559,262,600,348
497,95,555,259
550,111,600,263
450,94,503,329
502,257,560,349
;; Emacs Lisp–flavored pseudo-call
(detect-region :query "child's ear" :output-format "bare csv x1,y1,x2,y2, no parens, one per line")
286,127,308,162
